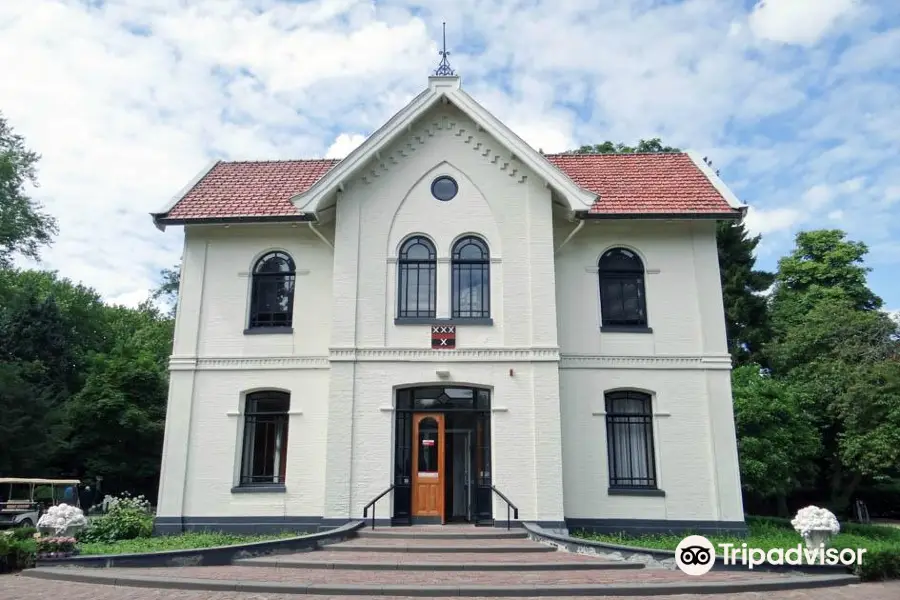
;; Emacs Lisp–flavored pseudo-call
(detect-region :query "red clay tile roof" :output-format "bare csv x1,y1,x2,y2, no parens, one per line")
159,159,340,221
544,152,739,215
156,153,739,223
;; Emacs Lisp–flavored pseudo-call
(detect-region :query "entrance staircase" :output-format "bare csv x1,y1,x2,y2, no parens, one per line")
26,525,862,596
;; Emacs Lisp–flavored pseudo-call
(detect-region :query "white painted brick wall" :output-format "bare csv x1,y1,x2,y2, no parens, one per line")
156,103,742,528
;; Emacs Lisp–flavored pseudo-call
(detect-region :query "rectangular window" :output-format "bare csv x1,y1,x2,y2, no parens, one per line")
240,392,290,486
605,391,657,489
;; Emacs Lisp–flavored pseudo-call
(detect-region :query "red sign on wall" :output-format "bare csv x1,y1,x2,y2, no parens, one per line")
431,325,456,349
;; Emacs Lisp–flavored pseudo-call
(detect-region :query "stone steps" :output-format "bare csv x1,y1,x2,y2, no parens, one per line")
357,526,527,540
235,548,639,571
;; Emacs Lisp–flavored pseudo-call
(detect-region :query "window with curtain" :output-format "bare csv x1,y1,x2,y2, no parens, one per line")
397,236,436,319
248,251,296,328
605,390,657,489
240,391,290,486
451,236,490,319
598,248,647,328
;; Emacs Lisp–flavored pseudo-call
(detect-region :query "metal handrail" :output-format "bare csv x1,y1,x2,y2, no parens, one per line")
362,484,395,530
490,485,519,530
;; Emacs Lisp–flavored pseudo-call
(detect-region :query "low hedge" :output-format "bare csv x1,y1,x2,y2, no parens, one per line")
0,533,37,573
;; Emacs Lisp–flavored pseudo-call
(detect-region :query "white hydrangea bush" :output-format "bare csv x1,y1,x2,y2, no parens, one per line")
791,505,840,549
36,503,88,536
102,492,151,513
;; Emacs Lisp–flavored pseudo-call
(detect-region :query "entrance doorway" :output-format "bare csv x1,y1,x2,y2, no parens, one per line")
393,386,492,525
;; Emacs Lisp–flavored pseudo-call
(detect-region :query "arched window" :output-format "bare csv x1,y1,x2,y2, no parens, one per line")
598,248,647,328
240,391,290,486
249,252,296,329
605,391,657,489
397,236,436,319
451,236,490,319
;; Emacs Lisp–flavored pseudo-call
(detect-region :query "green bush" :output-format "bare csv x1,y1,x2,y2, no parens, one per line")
9,526,37,541
0,536,37,573
855,548,900,581
79,493,153,543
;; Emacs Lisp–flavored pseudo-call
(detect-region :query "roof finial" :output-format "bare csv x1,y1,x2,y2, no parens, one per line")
433,22,455,77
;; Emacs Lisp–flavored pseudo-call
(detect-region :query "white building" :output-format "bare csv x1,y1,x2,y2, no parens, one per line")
151,70,747,536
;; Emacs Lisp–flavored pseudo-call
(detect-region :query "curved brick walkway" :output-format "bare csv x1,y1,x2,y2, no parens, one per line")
2,575,899,600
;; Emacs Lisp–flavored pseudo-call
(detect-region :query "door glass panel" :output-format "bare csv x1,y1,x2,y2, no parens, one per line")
417,417,439,475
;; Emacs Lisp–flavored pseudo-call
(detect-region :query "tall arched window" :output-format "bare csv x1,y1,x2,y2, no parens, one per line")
451,236,490,319
605,390,657,489
598,248,647,328
249,251,296,329
240,391,290,486
397,236,436,319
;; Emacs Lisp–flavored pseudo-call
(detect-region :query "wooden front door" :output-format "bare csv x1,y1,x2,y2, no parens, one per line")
411,413,445,520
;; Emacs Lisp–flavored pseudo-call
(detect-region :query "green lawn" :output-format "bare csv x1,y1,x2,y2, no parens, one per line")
573,516,900,555
77,531,299,556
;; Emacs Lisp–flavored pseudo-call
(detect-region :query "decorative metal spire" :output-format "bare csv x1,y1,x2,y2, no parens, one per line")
433,22,455,77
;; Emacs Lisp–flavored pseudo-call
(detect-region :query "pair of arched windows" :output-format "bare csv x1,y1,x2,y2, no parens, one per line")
397,235,490,320
248,252,296,330
598,248,647,329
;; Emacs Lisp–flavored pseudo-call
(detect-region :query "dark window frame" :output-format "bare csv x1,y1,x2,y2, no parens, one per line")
248,251,296,330
239,391,290,487
397,236,437,319
451,236,490,319
605,390,658,490
598,248,648,328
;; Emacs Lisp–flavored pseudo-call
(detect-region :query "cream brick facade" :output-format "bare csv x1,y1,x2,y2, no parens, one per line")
154,76,745,535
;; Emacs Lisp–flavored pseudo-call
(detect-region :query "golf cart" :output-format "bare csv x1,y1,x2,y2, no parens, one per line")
0,478,81,529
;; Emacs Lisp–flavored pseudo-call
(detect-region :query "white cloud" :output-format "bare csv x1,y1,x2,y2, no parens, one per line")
802,184,833,208
749,0,860,46
743,206,804,236
326,133,367,159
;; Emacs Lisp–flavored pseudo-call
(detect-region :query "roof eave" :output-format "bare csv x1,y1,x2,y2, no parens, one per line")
575,210,744,221
152,214,316,228
685,150,748,212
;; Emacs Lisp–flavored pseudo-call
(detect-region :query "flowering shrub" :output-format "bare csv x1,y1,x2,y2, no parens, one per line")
36,504,87,536
79,492,153,543
791,505,841,537
36,536,77,555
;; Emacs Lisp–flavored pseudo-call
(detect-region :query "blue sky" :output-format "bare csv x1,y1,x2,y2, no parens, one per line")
0,0,898,314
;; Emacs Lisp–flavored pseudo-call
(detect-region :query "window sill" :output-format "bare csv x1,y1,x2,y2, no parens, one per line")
243,327,294,335
600,326,653,334
394,317,493,326
231,485,286,494
608,487,666,497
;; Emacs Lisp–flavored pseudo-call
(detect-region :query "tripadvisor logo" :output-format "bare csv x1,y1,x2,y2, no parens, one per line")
675,534,867,576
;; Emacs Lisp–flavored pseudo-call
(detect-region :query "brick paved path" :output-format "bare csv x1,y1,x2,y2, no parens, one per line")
2,574,899,600
40,563,799,585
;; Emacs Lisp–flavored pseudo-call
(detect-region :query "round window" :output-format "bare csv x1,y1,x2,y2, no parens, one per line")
431,176,458,201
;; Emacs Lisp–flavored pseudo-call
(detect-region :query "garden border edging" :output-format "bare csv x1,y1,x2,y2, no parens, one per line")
34,520,364,568
522,522,852,575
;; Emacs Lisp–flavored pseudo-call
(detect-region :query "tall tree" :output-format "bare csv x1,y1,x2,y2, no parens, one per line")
0,112,58,266
731,364,819,515
766,230,899,512
717,221,774,365
566,140,773,364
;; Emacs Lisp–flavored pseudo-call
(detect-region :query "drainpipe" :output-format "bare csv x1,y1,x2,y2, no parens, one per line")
555,219,584,254
308,220,333,250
